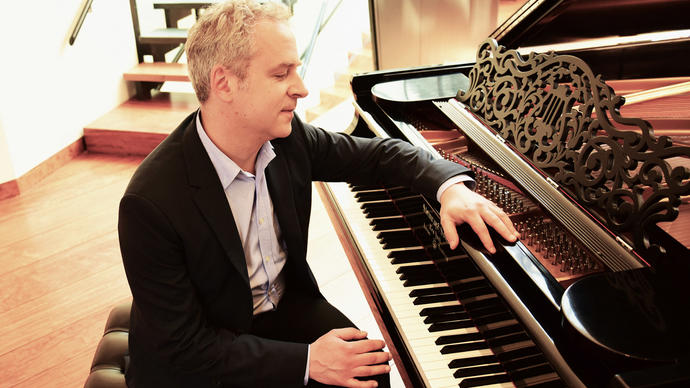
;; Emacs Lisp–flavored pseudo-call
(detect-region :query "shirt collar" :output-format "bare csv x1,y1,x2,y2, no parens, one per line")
196,110,276,189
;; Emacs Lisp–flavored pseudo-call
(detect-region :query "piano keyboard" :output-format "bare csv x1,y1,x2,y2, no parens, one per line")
321,182,563,388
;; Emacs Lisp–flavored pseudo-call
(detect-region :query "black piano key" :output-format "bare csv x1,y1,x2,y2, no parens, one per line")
409,286,452,297
455,285,495,300
446,277,487,290
378,230,416,242
434,331,483,344
440,340,488,354
386,187,416,198
387,248,431,263
423,311,470,324
397,267,441,280
396,263,436,274
390,255,431,265
473,311,514,326
448,354,499,369
413,293,457,305
482,324,522,339
509,363,556,380
349,184,386,192
384,240,423,250
364,205,401,218
486,332,530,347
502,354,547,371
465,302,505,317
403,213,428,227
403,276,444,287
419,305,465,316
453,364,505,378
522,379,565,388
394,196,425,210
369,216,408,231
355,190,390,202
458,372,512,388
429,320,476,332
495,346,542,363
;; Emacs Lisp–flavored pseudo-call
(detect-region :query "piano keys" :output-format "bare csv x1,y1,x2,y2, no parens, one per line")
318,182,564,387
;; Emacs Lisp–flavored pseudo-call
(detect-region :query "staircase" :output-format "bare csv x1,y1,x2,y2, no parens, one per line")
84,0,374,156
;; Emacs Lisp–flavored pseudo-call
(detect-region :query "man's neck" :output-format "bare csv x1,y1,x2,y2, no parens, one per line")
199,104,264,174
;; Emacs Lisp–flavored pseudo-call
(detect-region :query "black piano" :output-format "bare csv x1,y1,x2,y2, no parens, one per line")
315,0,690,387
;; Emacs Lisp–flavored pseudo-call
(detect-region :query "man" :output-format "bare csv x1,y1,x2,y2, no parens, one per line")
118,1,519,387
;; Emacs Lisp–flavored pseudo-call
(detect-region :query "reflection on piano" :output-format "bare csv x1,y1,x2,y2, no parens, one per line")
316,1,690,387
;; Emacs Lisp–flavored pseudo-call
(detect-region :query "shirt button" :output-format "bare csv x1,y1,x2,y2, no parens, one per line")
259,218,264,225
264,256,270,263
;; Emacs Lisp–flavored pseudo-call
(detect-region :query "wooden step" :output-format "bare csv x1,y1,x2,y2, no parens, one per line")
153,0,217,9
84,92,198,156
124,62,190,83
138,28,188,45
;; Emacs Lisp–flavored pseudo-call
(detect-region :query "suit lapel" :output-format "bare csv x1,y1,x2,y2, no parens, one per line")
266,146,305,262
182,120,250,286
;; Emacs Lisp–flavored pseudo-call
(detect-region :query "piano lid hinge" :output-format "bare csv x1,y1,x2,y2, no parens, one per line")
494,133,506,143
616,235,634,252
546,177,559,189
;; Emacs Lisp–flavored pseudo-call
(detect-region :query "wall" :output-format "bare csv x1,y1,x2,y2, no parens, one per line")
0,120,13,183
371,0,500,70
0,0,138,183
291,0,371,115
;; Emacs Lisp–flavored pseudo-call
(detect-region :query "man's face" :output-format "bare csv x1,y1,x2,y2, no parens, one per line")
231,19,308,141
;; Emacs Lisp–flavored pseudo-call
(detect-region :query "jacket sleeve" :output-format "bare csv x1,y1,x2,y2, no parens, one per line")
299,120,471,200
119,192,308,387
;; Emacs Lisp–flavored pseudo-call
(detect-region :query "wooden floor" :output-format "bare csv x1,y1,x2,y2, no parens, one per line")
0,154,143,387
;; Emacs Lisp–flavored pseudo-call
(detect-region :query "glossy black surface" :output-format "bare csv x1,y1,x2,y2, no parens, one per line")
371,73,470,103
492,0,690,80
494,0,690,47
562,267,690,363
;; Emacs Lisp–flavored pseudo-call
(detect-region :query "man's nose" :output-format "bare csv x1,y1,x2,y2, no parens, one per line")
288,74,309,98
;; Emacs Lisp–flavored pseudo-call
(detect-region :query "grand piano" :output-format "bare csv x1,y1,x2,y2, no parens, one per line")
315,0,690,387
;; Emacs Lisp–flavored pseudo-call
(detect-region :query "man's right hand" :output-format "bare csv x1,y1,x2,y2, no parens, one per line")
309,327,392,387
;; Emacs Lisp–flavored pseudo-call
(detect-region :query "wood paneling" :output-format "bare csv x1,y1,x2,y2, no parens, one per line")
0,138,84,201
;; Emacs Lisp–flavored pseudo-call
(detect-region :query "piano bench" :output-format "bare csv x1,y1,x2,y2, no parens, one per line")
84,301,132,388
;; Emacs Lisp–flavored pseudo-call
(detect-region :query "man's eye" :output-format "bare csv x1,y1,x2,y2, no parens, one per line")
275,72,288,79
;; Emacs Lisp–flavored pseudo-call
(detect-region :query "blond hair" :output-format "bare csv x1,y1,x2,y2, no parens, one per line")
186,0,290,102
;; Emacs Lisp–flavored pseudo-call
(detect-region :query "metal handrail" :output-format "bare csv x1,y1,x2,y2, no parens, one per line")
298,0,343,78
69,0,94,45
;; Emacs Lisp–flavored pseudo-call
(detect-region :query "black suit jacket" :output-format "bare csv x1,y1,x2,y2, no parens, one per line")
118,112,468,387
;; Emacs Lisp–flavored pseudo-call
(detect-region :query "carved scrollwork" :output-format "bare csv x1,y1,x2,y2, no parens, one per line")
457,39,690,258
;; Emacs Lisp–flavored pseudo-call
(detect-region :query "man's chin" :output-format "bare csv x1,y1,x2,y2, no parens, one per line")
272,124,293,139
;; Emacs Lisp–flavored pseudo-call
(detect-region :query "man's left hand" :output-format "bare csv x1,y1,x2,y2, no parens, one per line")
439,182,519,254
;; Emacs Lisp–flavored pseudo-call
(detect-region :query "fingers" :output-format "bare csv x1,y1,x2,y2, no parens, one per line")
349,338,386,353
441,216,460,250
352,363,392,377
310,329,391,387
439,183,520,254
333,327,368,341
486,203,519,241
464,211,495,253
344,378,379,388
354,349,392,366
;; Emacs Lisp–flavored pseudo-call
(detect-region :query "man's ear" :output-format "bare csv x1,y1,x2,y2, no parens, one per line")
210,65,235,102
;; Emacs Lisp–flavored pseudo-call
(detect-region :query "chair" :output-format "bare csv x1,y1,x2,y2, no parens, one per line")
84,301,132,388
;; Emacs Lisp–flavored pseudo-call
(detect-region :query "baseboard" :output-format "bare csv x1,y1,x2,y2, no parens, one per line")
0,137,85,201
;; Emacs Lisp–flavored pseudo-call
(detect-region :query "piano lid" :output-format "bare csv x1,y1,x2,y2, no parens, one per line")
492,0,690,80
